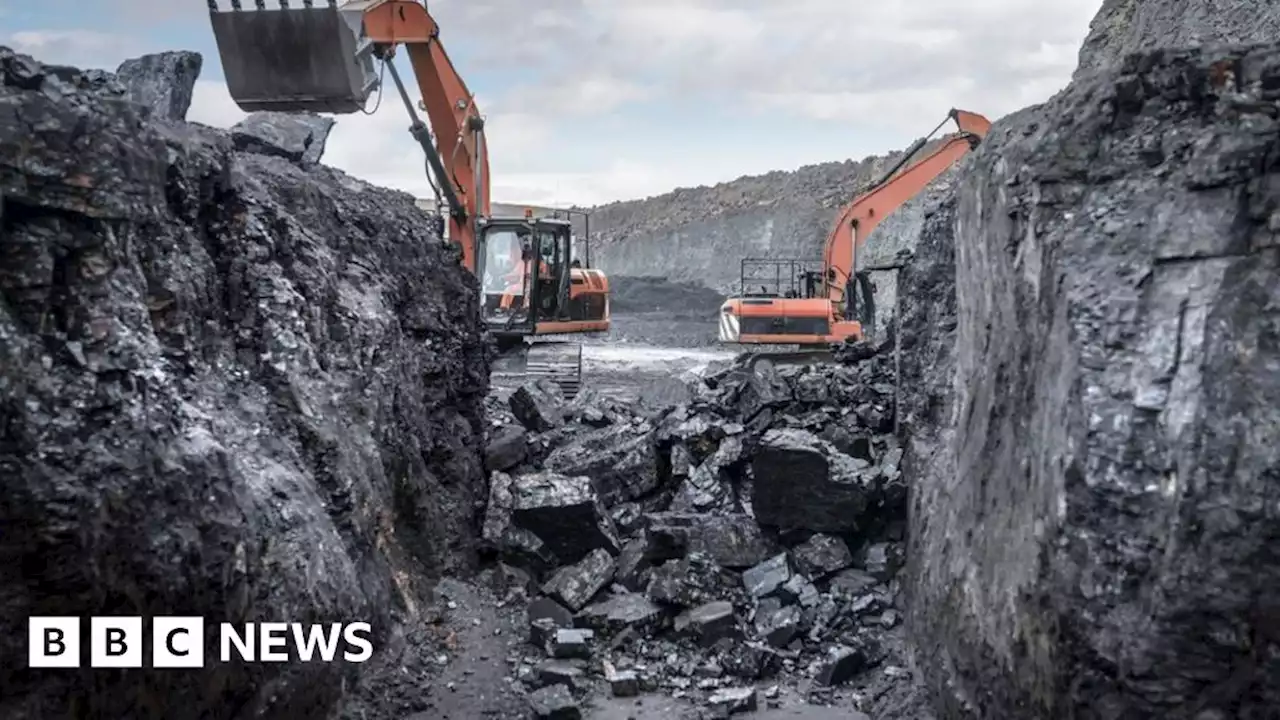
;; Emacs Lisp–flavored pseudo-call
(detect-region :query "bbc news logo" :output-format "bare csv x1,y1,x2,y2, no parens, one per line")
29,617,373,668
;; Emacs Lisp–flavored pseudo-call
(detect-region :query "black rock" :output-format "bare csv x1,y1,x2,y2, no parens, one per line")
529,684,580,719
614,537,653,591
545,628,594,659
482,471,515,547
610,502,644,535
827,568,879,597
527,597,575,645
733,362,792,420
115,51,202,121
576,593,665,636
541,548,617,611
857,541,904,581
751,429,876,533
0,47,491,720
485,425,527,472
647,554,739,607
669,435,747,512
707,686,757,715
534,660,586,690
231,111,336,165
644,513,777,568
742,553,791,598
501,526,561,575
756,605,800,647
778,574,821,607
716,639,780,680
543,421,661,506
607,668,639,697
790,534,854,578
479,563,534,597
814,643,874,687
791,369,833,403
674,600,738,646
510,379,566,432
510,472,620,563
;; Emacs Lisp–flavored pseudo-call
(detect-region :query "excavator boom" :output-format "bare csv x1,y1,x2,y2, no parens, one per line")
211,0,486,270
207,0,606,398
719,108,990,350
821,109,990,306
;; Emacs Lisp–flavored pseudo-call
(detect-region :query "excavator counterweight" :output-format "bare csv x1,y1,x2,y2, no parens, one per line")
209,1,380,113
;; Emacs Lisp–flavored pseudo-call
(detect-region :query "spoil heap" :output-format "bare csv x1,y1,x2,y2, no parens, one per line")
482,343,930,717
0,49,488,718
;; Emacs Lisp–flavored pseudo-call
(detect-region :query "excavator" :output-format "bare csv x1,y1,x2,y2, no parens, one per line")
206,0,609,398
718,108,991,361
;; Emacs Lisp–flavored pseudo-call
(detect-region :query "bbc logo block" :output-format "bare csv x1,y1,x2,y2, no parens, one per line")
29,616,204,668
153,617,204,667
91,616,142,667
28,617,80,668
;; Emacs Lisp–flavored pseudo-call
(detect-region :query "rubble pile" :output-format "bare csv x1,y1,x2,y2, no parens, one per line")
481,346,918,715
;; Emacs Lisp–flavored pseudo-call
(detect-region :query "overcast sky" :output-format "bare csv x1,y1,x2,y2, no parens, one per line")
4,0,1102,206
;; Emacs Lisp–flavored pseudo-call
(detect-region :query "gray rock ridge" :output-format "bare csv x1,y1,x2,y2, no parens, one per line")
1076,0,1280,78
587,139,954,293
0,46,487,719
115,50,202,121
233,111,338,166
903,43,1280,719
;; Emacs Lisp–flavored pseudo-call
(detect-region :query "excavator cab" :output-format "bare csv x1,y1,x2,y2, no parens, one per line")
478,218,575,335
208,0,380,113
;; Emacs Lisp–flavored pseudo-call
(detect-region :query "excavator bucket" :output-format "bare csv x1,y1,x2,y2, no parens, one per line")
208,1,379,114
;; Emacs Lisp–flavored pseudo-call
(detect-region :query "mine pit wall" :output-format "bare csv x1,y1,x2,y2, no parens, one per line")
900,44,1280,719
0,49,488,718
588,145,947,295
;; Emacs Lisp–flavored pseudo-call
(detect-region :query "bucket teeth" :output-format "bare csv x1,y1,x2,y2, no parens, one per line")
210,0,334,10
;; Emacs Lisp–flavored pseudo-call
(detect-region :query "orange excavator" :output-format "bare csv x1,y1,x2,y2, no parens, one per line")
718,108,990,357
207,0,609,397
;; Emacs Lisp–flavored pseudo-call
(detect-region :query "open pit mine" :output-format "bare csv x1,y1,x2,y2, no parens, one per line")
1,0,1278,718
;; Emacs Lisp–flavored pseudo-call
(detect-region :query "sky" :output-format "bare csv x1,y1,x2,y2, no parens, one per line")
3,0,1104,207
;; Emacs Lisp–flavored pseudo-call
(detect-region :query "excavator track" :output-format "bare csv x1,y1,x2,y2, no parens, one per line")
492,341,584,400
736,346,834,373
525,342,584,400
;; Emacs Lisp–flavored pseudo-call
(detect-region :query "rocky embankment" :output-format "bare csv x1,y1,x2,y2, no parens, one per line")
898,30,1280,720
588,143,947,294
0,49,488,718
481,341,928,718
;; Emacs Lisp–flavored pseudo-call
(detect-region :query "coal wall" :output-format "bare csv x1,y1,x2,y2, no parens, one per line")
901,42,1280,719
0,49,489,718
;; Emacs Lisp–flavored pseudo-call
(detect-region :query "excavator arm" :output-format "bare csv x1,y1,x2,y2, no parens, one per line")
209,0,607,399
210,0,489,270
819,108,990,307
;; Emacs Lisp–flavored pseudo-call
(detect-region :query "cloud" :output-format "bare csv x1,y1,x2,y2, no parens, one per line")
5,30,141,69
5,0,1106,205
429,0,1099,123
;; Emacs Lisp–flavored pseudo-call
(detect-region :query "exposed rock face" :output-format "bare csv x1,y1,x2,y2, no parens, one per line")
0,48,487,719
1075,0,1280,77
232,111,337,165
589,144,945,293
904,44,1280,719
114,50,202,121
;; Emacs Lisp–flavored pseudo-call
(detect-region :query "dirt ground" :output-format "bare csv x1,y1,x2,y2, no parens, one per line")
343,571,923,720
